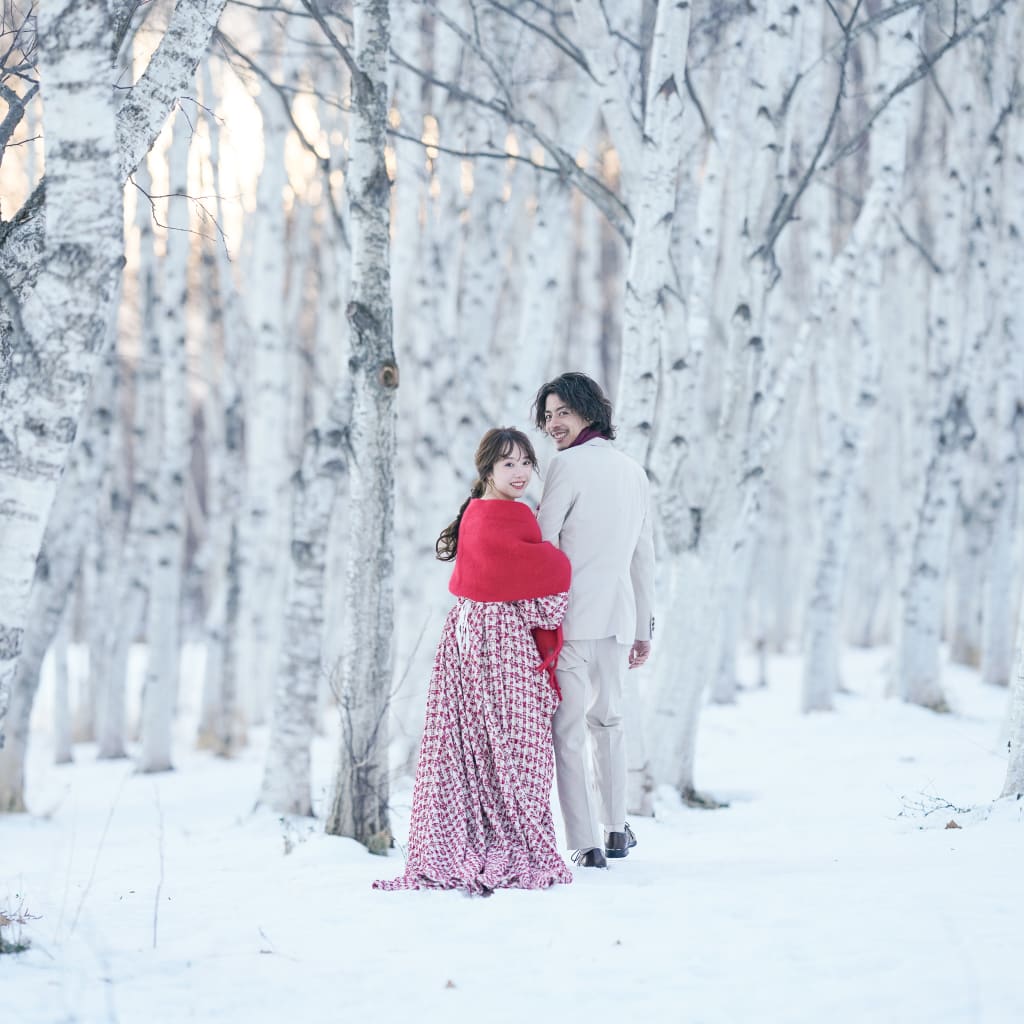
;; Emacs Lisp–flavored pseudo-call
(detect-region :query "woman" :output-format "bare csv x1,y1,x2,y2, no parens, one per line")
375,428,573,895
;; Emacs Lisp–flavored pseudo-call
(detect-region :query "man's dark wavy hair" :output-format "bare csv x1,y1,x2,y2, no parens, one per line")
532,372,616,440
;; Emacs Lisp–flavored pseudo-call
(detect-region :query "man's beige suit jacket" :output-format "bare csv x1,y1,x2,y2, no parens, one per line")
536,438,655,644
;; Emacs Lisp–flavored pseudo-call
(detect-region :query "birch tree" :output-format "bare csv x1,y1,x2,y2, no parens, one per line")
0,0,121,763
0,0,230,761
978,6,1024,689
236,18,295,730
895,38,989,710
323,0,398,848
260,424,348,815
1000,599,1024,797
196,60,248,754
0,335,118,808
801,7,921,712
138,106,193,773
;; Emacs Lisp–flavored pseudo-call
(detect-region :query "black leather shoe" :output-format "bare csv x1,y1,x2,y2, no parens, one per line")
605,822,637,859
571,847,608,868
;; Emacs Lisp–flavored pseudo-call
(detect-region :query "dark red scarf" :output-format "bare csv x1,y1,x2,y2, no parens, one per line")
567,426,605,448
448,499,570,695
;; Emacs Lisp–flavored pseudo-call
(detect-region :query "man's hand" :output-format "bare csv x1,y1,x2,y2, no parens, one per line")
628,640,651,670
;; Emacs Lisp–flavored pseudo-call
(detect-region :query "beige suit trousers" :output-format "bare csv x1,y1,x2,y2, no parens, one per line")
552,637,628,851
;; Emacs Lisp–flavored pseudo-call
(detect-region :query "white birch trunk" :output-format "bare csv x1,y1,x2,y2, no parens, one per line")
568,0,643,196
643,0,801,797
260,427,347,815
237,24,293,728
801,9,920,711
0,0,229,323
97,158,161,761
138,108,192,773
895,58,975,710
0,322,119,806
52,599,74,765
89,345,131,757
0,0,228,781
948,499,986,667
500,101,593,427
389,0,425,360
710,541,756,706
0,0,121,768
565,169,609,383
197,61,248,754
1000,599,1024,797
980,480,1020,688
613,1,692,467
72,545,99,743
325,0,396,848
979,11,1024,688
389,6,470,743
799,189,889,713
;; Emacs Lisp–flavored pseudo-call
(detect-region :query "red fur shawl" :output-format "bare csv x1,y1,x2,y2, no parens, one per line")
449,499,571,601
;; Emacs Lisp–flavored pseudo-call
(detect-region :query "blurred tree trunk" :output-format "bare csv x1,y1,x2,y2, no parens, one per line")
802,9,920,712
52,599,74,765
260,426,347,815
197,60,248,755
139,107,192,773
236,21,294,731
1000,602,1024,798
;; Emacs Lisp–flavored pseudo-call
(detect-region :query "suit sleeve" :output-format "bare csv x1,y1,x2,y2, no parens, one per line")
630,474,656,641
536,455,575,547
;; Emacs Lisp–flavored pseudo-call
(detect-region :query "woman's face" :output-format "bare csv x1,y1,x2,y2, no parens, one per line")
485,445,534,500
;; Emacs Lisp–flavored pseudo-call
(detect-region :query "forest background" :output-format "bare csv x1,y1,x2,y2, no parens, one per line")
1,0,1024,860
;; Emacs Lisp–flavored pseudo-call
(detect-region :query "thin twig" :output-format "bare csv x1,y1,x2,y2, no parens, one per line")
481,0,592,76
389,49,633,241
754,0,864,264
298,0,360,82
896,217,942,273
215,31,348,244
823,0,1013,170
0,80,38,156
70,772,129,936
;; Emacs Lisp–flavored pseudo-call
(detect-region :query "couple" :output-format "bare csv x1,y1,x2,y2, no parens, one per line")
375,372,655,895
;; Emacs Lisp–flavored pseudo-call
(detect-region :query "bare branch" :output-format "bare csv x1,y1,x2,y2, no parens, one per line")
130,174,232,253
422,0,517,113
0,79,37,162
298,0,360,82
896,216,942,274
480,0,592,78
389,50,634,242
683,68,713,140
227,0,331,18
112,0,149,60
0,267,29,398
214,30,349,246
754,0,864,263
823,0,1014,170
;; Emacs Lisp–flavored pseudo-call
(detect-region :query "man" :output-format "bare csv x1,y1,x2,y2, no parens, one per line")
533,372,655,868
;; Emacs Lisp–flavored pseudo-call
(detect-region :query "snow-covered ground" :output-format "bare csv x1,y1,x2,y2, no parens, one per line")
3,647,1021,1024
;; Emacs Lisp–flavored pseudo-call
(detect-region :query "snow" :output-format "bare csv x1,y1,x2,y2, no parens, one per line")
3,646,1022,1024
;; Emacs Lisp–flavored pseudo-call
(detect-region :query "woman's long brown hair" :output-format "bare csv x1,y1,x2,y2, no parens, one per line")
435,427,539,561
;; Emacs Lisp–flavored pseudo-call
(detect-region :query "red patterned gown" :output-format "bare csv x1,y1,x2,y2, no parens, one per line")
375,502,573,894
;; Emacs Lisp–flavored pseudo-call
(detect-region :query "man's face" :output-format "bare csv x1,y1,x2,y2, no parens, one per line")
544,393,590,450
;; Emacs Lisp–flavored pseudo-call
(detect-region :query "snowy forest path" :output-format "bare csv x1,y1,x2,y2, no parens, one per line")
3,648,1019,1023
